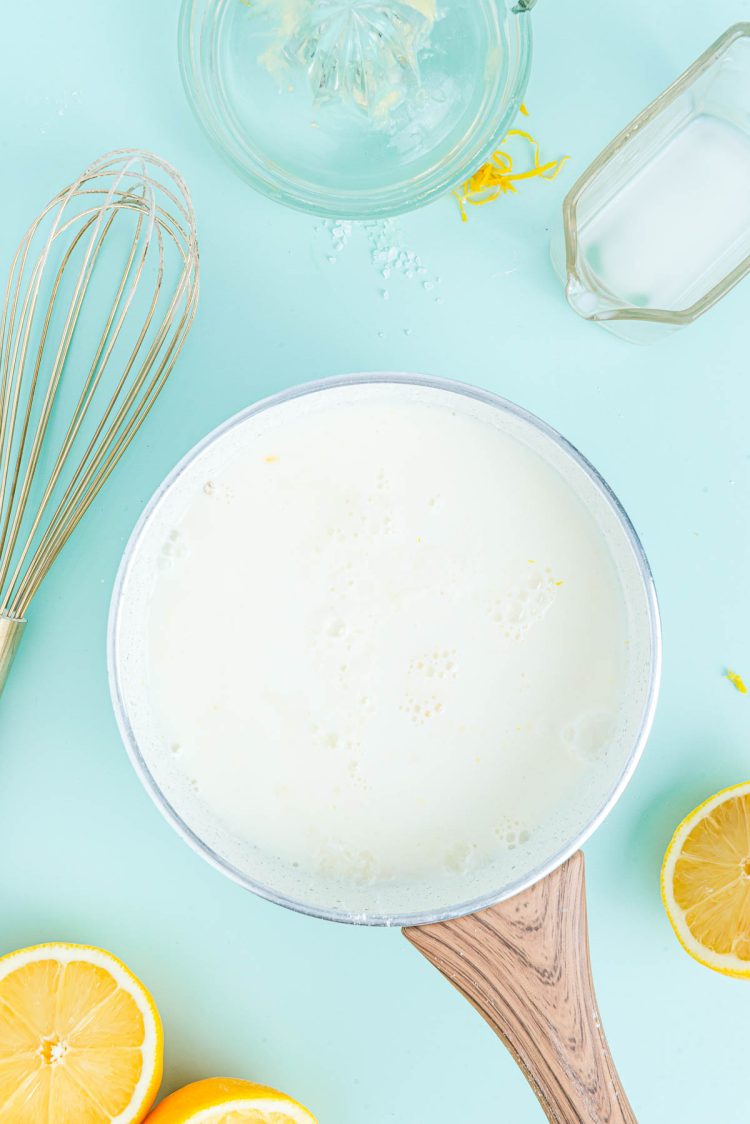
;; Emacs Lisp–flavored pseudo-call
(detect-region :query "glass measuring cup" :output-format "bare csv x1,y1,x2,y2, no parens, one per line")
552,24,750,342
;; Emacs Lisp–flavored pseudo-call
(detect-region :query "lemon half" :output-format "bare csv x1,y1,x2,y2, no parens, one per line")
0,942,163,1121
144,1078,317,1123
662,781,750,977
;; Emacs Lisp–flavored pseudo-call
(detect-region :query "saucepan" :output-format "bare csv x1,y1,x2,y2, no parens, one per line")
109,374,660,1122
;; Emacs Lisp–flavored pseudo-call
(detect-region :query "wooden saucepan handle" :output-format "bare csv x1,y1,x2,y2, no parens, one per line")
403,852,636,1123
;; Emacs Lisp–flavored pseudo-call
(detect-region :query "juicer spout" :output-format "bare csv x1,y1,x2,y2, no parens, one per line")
0,615,25,699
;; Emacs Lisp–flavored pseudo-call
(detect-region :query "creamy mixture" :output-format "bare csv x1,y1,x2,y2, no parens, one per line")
116,382,644,913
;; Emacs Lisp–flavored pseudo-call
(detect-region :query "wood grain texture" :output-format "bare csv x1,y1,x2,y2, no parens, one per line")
404,853,636,1124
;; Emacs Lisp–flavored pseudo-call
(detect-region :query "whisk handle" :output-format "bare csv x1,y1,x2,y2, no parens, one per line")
0,616,26,699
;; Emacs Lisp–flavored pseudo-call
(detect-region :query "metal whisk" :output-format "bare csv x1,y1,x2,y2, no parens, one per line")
0,149,200,697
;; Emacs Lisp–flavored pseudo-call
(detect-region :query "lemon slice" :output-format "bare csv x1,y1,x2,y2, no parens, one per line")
0,942,163,1122
144,1078,317,1123
662,781,750,977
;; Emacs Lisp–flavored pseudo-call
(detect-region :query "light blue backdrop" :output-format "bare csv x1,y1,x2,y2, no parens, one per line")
1,1,749,1119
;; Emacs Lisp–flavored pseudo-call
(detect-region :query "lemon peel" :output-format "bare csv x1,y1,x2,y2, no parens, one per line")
662,782,750,977
726,668,747,693
454,127,569,221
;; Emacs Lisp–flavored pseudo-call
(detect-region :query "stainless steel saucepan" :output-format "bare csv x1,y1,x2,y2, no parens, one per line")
109,374,661,1122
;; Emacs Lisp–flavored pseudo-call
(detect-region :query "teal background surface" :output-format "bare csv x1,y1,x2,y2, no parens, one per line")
2,1,750,1119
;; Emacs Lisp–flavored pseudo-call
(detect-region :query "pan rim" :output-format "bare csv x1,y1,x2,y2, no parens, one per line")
108,371,662,927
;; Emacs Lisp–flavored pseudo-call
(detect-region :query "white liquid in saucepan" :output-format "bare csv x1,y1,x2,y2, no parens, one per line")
115,383,651,918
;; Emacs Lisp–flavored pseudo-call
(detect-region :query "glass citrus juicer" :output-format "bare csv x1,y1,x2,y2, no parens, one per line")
179,0,536,217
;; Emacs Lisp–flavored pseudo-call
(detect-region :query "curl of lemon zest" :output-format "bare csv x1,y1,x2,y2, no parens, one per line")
520,102,529,116
725,668,747,694
454,129,569,222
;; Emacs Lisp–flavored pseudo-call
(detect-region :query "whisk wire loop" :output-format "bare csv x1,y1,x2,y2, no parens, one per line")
0,149,199,630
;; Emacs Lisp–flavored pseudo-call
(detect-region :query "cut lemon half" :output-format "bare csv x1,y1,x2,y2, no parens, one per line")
0,942,163,1121
144,1078,317,1123
662,781,750,977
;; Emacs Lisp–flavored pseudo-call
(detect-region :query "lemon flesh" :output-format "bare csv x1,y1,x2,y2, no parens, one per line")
0,943,162,1122
662,782,750,976
144,1079,317,1124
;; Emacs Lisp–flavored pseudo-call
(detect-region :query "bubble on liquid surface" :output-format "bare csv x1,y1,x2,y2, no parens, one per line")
157,529,189,572
444,841,478,874
493,818,531,852
201,480,233,504
490,564,562,640
409,648,458,681
562,711,613,762
310,829,377,884
400,692,444,725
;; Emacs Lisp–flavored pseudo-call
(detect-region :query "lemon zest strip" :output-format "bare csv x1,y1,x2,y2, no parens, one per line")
725,668,748,694
454,129,569,222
